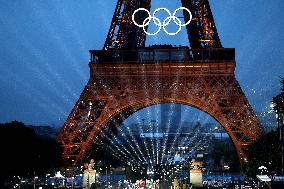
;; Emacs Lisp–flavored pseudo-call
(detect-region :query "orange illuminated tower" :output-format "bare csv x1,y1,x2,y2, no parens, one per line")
57,0,263,166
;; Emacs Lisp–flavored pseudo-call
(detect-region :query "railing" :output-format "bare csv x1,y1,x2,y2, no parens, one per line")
89,47,235,63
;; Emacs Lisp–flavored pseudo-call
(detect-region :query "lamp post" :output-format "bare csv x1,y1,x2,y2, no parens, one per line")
33,171,36,189
272,80,284,175
105,165,108,188
33,176,38,189
71,159,75,189
66,168,70,188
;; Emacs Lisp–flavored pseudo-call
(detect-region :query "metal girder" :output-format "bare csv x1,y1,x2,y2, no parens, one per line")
57,60,263,166
104,0,222,50
103,0,151,50
181,0,222,48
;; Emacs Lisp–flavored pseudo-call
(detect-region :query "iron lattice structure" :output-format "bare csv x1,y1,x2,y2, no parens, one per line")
57,0,263,166
103,0,151,50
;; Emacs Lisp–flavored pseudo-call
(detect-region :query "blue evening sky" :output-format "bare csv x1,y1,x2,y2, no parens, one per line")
0,0,283,127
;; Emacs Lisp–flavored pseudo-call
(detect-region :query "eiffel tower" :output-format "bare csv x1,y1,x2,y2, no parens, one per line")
57,0,264,166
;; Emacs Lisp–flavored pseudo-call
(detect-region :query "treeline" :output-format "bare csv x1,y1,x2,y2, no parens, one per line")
246,78,283,176
246,128,282,176
0,121,63,184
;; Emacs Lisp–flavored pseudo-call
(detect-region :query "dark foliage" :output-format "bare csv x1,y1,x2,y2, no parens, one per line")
0,120,63,185
245,129,282,176
245,78,284,177
211,139,241,172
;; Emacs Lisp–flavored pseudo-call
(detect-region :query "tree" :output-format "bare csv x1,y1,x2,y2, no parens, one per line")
245,130,281,177
0,121,63,187
211,139,240,172
246,78,284,176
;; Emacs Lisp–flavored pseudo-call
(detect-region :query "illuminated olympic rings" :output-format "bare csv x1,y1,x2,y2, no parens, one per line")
132,7,192,36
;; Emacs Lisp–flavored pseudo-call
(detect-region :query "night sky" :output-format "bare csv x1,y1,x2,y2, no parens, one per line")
0,0,283,127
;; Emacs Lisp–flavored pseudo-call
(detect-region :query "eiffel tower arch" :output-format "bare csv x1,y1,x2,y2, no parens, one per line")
57,0,264,166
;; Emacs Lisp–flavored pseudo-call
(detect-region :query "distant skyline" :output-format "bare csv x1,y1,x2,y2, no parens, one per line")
0,0,283,127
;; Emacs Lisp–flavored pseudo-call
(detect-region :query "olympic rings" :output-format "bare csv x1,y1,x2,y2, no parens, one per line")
132,7,192,36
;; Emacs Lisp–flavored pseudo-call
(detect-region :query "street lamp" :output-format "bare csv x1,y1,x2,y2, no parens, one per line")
33,176,38,189
71,159,75,189
272,81,284,175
